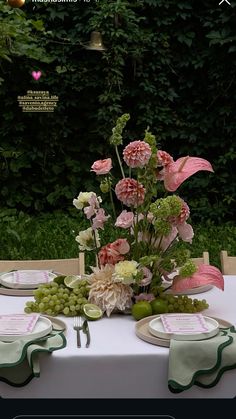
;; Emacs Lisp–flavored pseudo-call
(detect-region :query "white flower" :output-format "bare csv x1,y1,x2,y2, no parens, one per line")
113,260,139,285
75,227,100,251
88,265,133,317
73,192,102,210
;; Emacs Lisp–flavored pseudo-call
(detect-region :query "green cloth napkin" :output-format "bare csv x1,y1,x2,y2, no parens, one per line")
0,329,66,387
168,326,236,393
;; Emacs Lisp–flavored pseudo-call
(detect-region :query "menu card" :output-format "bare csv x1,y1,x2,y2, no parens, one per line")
160,313,209,334
0,314,40,335
13,270,50,285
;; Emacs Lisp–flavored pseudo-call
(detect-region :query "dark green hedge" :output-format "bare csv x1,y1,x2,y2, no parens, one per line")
0,0,236,222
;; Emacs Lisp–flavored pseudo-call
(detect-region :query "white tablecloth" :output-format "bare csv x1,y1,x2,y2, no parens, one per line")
0,276,235,398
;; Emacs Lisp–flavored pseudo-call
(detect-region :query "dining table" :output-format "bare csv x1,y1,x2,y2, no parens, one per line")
0,275,235,399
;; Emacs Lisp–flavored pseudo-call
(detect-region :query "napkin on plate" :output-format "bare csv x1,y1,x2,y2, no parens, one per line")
168,326,236,392
0,329,66,386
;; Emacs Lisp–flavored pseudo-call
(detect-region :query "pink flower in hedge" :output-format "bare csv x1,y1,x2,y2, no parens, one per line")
91,158,112,175
162,156,214,192
92,208,110,230
98,238,130,266
115,210,134,229
171,264,224,292
157,150,174,167
123,140,152,168
115,178,145,207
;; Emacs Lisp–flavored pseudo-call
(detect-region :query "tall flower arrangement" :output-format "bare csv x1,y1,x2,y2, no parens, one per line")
73,114,224,317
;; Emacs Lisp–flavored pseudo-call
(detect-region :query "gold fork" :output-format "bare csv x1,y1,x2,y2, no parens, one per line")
73,316,82,348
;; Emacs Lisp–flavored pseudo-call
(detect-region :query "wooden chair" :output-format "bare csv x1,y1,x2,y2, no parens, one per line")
191,251,210,267
0,253,85,276
220,250,236,275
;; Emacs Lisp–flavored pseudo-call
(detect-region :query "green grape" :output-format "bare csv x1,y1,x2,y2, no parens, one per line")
24,278,89,317
24,307,32,314
63,307,69,315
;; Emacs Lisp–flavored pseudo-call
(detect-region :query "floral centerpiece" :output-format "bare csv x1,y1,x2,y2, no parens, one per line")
73,114,224,318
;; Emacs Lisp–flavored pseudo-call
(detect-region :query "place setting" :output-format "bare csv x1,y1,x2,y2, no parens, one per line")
0,312,66,387
0,270,59,296
135,312,236,392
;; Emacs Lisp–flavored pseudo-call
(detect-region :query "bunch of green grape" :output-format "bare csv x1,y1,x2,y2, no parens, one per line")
163,294,209,313
24,279,89,317
152,286,209,313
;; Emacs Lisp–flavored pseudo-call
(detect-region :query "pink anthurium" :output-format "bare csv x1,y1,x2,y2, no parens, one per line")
171,264,224,292
163,156,214,192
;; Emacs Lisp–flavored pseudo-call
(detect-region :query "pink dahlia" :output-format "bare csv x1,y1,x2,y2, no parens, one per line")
157,150,174,167
169,199,190,225
115,178,145,207
123,141,151,168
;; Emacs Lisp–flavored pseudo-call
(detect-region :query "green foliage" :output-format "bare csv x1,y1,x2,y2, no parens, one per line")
0,209,235,271
0,2,52,63
0,1,235,222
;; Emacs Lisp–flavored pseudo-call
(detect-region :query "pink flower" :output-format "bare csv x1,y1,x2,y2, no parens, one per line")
162,156,214,192
111,238,130,255
171,264,224,292
98,238,130,266
98,244,124,266
139,267,153,286
115,210,134,229
115,178,145,207
123,141,152,168
177,222,194,243
91,158,112,175
92,208,110,230
169,200,190,225
84,194,100,219
157,150,174,166
157,227,178,251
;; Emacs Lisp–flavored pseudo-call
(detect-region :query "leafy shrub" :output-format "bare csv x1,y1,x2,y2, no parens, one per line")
0,1,235,222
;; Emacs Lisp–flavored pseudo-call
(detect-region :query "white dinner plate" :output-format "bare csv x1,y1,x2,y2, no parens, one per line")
0,315,52,342
135,315,232,347
0,270,57,289
148,314,219,341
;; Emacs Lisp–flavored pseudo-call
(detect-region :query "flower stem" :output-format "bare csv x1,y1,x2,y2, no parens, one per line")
108,177,116,220
91,225,101,269
115,145,125,179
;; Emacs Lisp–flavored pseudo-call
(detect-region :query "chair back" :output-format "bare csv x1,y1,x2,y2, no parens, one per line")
220,250,236,275
191,251,210,267
0,254,85,276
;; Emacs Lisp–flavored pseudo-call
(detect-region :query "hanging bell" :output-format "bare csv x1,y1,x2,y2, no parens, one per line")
84,31,106,52
7,0,25,7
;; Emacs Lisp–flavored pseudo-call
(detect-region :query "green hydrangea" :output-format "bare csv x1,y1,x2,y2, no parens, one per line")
150,195,182,219
179,260,197,278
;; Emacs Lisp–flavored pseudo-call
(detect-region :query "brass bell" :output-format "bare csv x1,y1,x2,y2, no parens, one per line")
84,31,106,52
7,0,25,7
